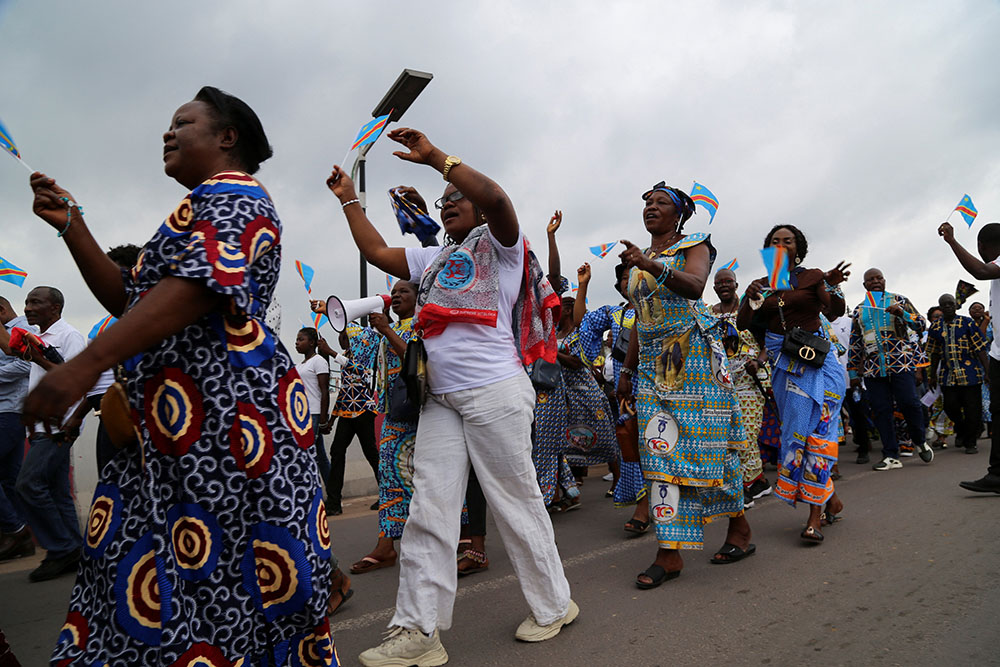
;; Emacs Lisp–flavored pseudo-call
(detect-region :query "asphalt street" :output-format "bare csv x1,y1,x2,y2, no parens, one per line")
2,442,997,666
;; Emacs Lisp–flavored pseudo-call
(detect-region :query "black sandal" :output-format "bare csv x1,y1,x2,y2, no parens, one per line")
623,518,650,535
709,542,756,564
635,564,680,590
800,526,824,543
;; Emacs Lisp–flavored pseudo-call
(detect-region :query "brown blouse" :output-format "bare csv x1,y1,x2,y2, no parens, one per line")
749,268,845,334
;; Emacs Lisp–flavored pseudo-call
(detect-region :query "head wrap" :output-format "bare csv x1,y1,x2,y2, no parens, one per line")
642,181,696,224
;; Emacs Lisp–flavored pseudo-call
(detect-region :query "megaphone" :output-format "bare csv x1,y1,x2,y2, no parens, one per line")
325,294,392,332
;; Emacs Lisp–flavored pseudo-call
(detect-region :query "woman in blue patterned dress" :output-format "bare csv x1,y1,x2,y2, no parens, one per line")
616,182,754,590
25,87,337,665
350,280,418,574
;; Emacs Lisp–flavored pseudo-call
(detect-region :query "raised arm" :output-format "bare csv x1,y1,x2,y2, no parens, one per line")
30,173,128,316
938,222,1000,280
546,211,562,285
326,167,410,279
574,263,591,327
388,128,519,247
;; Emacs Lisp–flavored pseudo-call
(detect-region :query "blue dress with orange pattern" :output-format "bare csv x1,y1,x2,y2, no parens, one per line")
51,172,336,666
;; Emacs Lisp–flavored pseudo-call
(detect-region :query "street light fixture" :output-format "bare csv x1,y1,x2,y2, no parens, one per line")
354,69,434,301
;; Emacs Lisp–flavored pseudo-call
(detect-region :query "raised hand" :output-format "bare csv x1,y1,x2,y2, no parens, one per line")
577,262,591,285
30,172,80,231
368,311,391,334
388,128,437,165
618,240,653,274
744,278,767,300
938,221,955,244
824,261,852,285
310,299,327,314
326,166,358,204
396,186,428,212
547,210,563,235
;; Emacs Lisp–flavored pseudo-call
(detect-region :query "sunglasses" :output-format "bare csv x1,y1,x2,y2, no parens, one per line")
434,191,465,209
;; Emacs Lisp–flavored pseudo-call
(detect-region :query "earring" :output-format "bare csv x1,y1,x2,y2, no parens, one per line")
794,256,802,265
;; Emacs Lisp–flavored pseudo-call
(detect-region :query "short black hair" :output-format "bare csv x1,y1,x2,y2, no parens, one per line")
32,285,64,310
978,222,1000,248
106,244,142,269
614,261,628,295
763,224,809,263
194,86,273,174
927,305,942,319
299,327,318,345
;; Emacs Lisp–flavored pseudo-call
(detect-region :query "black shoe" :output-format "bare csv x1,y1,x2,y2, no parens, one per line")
746,477,772,500
369,501,380,511
966,446,979,455
0,526,35,561
856,454,870,464
958,475,1000,493
29,547,81,582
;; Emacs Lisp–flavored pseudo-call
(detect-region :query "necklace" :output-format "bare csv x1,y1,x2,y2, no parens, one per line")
648,232,681,256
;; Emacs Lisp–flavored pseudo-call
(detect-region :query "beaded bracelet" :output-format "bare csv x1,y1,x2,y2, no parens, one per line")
822,280,844,298
57,197,83,237
341,198,360,209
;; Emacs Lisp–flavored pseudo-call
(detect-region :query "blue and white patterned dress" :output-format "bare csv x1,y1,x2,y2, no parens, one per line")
52,172,336,666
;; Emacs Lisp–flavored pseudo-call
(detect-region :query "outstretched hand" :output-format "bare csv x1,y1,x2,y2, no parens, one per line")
547,210,562,235
824,261,852,286
618,240,654,274
577,262,591,285
388,128,438,165
30,172,79,231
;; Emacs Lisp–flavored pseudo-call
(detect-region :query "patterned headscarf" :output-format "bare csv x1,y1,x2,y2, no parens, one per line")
642,181,696,224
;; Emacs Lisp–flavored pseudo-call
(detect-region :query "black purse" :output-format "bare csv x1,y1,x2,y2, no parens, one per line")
401,336,428,412
611,325,632,363
388,373,420,422
530,359,562,390
777,296,829,368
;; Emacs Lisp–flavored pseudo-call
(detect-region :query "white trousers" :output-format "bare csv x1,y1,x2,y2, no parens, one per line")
390,372,572,633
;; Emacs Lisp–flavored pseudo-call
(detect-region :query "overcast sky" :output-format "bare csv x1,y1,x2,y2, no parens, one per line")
2,1,999,353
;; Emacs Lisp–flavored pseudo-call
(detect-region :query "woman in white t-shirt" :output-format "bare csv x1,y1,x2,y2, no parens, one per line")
295,327,331,485
326,128,577,666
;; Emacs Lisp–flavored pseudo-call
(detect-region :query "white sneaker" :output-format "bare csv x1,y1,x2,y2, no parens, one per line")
515,599,579,642
917,441,935,463
602,472,614,482
872,457,903,471
358,627,449,667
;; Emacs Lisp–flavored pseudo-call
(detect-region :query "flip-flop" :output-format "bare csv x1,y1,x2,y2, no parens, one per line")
457,549,489,577
709,542,756,564
635,564,680,590
800,526,824,543
349,555,397,574
623,518,650,535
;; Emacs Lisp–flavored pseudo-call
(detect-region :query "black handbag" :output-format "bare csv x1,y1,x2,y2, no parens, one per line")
388,373,420,422
611,325,631,363
401,336,428,411
530,359,562,390
777,296,829,368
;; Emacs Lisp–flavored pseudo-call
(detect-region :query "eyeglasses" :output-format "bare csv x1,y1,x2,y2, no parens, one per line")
434,191,465,209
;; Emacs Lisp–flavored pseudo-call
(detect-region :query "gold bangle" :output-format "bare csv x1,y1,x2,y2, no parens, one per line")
442,155,462,181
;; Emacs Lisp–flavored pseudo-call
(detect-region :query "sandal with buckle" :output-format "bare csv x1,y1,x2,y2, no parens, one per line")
457,548,489,576
800,526,824,543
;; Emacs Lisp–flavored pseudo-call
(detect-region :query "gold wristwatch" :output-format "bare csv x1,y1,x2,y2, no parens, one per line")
442,155,462,181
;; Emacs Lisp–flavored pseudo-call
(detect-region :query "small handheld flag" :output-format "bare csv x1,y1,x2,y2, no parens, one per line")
955,194,978,227
720,257,739,272
389,187,440,245
385,275,395,291
294,260,315,294
760,246,790,290
690,182,719,224
312,311,330,330
351,113,391,152
955,280,978,307
0,254,27,287
589,242,618,259
864,291,884,309
0,117,33,173
88,314,117,340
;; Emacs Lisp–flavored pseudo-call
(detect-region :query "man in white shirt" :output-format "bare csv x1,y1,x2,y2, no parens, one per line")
15,287,87,581
938,221,1000,493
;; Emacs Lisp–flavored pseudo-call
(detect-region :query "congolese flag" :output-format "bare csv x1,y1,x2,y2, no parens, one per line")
690,182,719,223
721,257,739,272
0,254,27,287
88,314,116,340
351,113,391,152
589,242,617,259
955,194,978,227
0,117,21,159
294,260,314,293
760,246,790,290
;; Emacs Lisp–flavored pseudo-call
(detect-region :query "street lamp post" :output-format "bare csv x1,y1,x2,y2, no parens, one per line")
354,68,433,300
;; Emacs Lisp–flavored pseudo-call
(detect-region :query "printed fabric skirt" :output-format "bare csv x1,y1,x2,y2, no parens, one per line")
532,377,577,506
635,324,745,550
766,332,846,507
561,366,618,469
377,417,417,539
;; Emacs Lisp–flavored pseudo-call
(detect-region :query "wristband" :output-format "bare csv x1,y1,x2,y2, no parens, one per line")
341,198,360,209
621,366,635,377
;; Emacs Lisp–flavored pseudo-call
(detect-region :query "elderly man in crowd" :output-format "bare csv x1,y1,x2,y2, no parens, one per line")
848,268,933,471
13,287,87,581
0,296,34,561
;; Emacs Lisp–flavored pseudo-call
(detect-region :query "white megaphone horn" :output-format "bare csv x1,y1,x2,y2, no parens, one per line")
325,294,392,332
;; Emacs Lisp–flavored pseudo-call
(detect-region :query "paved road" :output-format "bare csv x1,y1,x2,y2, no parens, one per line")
2,443,997,666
